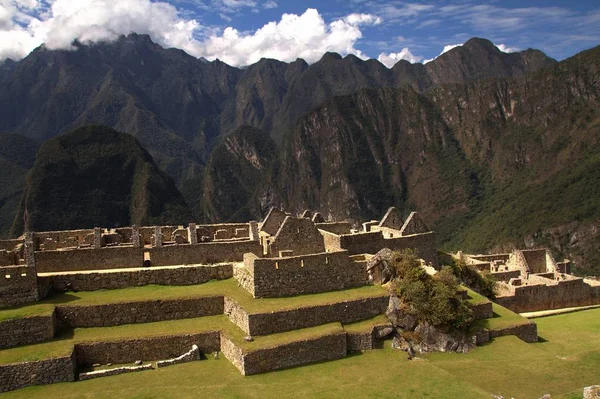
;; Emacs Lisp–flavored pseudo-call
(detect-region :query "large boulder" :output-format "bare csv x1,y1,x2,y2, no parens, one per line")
367,248,396,284
413,322,475,353
386,295,418,330
584,386,600,399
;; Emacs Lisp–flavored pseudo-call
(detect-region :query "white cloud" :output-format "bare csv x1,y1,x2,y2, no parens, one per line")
263,0,277,9
496,43,519,53
0,2,382,66
377,47,422,68
199,9,379,65
343,13,382,26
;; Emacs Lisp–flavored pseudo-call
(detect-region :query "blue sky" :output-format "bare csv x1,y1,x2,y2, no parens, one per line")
1,0,599,67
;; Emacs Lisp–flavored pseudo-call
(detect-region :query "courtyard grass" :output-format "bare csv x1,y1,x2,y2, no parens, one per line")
342,313,389,333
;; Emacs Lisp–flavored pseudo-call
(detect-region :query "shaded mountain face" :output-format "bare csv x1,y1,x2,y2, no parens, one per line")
272,87,475,226
10,125,192,234
266,45,600,275
202,125,277,222
0,35,555,189
0,133,40,238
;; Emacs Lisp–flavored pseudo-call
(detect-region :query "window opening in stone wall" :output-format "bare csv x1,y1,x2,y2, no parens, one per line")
5,275,10,279
301,260,304,268
21,273,27,277
275,261,279,270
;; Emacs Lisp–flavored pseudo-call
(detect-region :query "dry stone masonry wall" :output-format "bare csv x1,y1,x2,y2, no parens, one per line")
56,296,224,328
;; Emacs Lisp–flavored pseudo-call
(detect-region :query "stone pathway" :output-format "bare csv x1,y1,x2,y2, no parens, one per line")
521,304,600,319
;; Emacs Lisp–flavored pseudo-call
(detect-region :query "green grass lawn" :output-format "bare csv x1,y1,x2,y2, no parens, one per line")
6,308,600,399
471,301,530,332
0,279,389,321
342,314,390,333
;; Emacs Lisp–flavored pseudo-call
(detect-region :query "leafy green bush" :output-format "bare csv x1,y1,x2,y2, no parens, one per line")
445,256,497,299
391,250,474,331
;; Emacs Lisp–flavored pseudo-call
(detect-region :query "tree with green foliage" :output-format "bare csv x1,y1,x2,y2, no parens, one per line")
391,250,474,331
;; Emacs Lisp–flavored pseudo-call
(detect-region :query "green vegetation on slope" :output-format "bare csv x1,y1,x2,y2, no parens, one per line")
9,125,192,235
0,133,39,238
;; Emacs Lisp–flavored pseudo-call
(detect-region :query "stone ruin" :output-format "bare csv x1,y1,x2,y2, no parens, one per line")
0,206,591,393
459,249,600,313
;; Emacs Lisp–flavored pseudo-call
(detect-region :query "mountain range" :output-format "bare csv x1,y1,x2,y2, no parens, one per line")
0,34,598,275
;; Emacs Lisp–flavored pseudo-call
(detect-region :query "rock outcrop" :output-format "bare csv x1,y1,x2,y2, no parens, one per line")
386,295,475,355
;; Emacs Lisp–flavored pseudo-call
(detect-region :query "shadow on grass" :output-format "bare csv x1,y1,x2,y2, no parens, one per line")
45,292,83,305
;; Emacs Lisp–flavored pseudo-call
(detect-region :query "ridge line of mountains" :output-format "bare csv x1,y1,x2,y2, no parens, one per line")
1,33,599,275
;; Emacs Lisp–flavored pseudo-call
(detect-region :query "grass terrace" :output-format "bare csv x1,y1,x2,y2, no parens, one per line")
0,278,389,321
4,307,600,398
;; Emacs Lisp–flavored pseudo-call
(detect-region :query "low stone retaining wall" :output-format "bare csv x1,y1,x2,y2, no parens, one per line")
220,335,244,373
489,322,538,343
0,311,56,349
0,350,76,393
347,331,374,351
79,363,153,381
245,296,389,336
56,296,224,328
156,344,200,368
75,332,220,366
242,332,347,375
224,297,250,333
40,264,233,292
470,301,493,320
222,331,347,376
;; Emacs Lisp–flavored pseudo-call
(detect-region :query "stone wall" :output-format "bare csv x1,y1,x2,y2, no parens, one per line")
35,246,143,273
148,240,261,266
34,230,93,250
242,332,347,375
0,350,76,393
79,364,153,381
0,239,21,252
316,222,352,235
269,217,326,257
244,296,389,336
56,296,224,328
320,229,343,252
40,264,232,292
220,334,244,373
488,322,538,343
496,278,600,313
469,301,493,320
337,231,438,267
491,270,521,282
0,265,38,307
224,297,250,333
0,312,56,349
0,250,17,266
75,332,220,366
233,265,254,296
346,331,375,351
383,232,439,268
247,251,367,298
339,231,384,255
